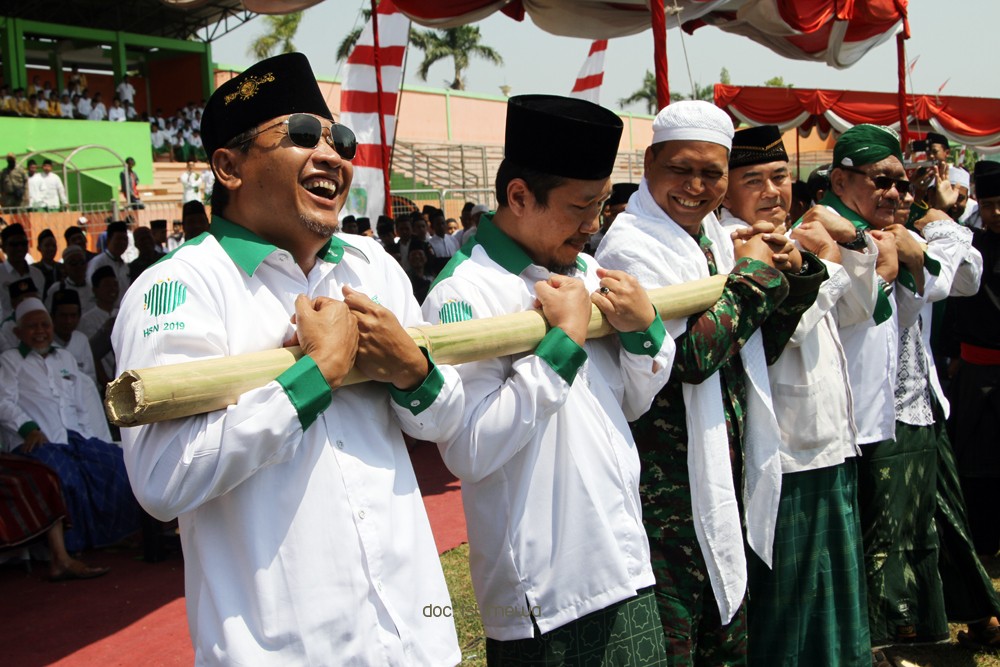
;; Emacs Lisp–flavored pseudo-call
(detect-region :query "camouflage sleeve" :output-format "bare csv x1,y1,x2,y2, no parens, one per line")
763,251,827,364
672,257,788,384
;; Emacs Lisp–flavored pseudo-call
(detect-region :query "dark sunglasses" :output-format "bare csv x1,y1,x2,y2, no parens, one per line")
840,165,910,195
237,113,357,159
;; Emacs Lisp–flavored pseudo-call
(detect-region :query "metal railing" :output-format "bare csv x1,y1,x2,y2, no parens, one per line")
1,199,192,258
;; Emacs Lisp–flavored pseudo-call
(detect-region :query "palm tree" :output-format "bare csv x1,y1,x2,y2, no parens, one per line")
410,26,503,91
618,70,658,115
247,12,303,60
671,82,714,103
336,9,372,61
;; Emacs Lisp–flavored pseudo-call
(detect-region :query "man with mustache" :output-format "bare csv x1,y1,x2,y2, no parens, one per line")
722,124,880,666
112,53,465,665
597,102,823,665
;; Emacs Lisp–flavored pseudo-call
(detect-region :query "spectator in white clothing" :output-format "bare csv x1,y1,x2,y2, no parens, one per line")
179,161,203,203
85,221,130,307
28,160,67,210
87,92,106,121
50,288,97,385
78,265,119,388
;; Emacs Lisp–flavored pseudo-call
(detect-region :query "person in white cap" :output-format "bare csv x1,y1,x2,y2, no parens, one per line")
0,297,139,553
947,164,977,224
597,101,824,665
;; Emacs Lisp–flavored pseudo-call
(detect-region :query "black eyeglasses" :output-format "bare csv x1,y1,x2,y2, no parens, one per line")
236,113,357,160
840,165,910,195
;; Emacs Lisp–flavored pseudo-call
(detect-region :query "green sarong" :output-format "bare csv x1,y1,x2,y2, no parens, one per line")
747,460,871,667
858,429,948,645
485,588,668,666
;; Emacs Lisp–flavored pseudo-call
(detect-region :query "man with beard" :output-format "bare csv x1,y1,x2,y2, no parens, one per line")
423,94,674,665
112,53,465,666
721,124,879,667
597,102,822,666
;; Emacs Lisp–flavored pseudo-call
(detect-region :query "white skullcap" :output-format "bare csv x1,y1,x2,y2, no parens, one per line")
471,204,489,215
948,165,971,189
61,244,84,259
15,297,47,323
652,100,734,150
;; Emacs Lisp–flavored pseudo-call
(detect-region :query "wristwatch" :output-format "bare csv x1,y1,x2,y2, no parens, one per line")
839,227,867,252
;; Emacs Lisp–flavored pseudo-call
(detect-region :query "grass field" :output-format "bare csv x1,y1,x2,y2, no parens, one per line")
441,546,1000,666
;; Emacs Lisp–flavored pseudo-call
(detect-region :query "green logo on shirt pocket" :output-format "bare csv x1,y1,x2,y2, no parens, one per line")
144,278,187,317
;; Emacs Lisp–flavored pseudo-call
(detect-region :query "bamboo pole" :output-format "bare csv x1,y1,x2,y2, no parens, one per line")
105,275,728,427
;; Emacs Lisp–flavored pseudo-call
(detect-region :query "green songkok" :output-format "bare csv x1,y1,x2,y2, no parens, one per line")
833,124,903,168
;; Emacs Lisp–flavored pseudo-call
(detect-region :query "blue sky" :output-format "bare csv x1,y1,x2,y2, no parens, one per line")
210,1,999,114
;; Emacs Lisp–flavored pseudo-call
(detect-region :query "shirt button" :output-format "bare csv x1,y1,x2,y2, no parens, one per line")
336,440,344,449
358,509,366,520
643,341,652,349
410,399,420,408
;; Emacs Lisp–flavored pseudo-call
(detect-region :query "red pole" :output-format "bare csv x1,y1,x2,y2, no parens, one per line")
650,1,670,110
896,33,910,150
795,128,801,180
371,0,392,216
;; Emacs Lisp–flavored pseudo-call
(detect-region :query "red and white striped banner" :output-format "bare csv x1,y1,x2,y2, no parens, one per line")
341,0,410,221
569,40,607,104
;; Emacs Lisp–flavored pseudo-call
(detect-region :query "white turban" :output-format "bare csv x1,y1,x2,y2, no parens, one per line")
652,100,734,150
15,297,47,323
949,165,971,190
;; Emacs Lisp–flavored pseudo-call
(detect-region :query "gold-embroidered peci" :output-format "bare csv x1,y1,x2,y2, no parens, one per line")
224,72,276,105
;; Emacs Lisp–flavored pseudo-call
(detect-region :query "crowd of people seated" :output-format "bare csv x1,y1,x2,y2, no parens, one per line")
0,203,213,578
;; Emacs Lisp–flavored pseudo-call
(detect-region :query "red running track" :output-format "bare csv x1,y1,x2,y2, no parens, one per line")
0,443,467,666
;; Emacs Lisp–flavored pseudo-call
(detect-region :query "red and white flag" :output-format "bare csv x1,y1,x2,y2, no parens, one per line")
340,0,409,221
569,40,608,104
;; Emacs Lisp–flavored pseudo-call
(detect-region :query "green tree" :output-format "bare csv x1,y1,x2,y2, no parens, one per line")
247,12,303,60
720,67,731,85
618,70,658,114
671,82,714,103
410,26,503,91
764,76,793,88
336,9,372,61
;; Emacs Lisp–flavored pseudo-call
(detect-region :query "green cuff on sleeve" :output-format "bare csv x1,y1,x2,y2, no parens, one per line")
618,310,667,357
18,421,40,438
388,352,444,416
535,326,588,386
276,355,332,431
896,265,918,294
923,251,941,277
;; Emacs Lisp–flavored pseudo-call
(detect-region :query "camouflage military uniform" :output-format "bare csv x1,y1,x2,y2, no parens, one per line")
633,235,822,666
0,163,29,208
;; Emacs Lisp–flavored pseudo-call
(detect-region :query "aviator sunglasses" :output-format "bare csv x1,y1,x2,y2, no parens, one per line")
235,113,357,159
839,165,911,195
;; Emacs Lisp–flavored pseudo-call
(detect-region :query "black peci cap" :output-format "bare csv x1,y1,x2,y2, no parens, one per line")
729,125,788,169
201,52,333,159
504,94,623,180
